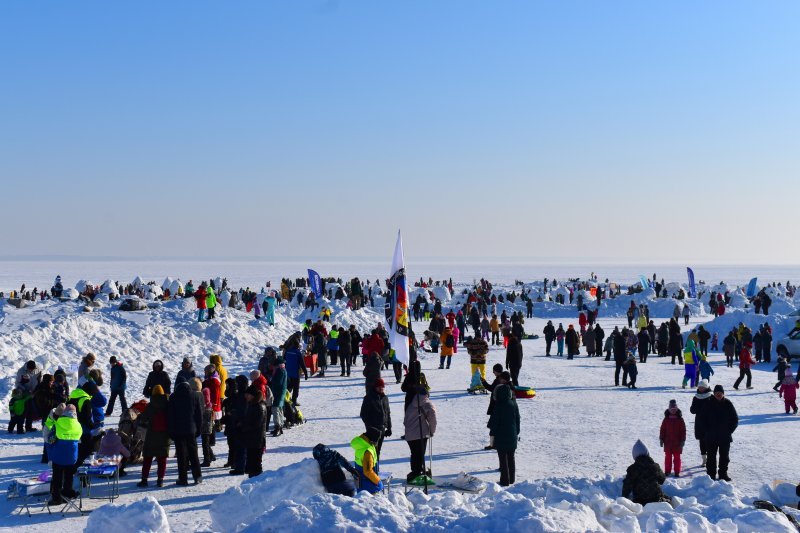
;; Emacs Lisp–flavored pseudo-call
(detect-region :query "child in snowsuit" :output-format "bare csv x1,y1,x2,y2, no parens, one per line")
659,400,686,477
313,443,359,496
8,388,29,434
699,356,715,383
351,427,383,494
623,354,638,389
200,388,215,466
778,371,799,415
711,333,719,351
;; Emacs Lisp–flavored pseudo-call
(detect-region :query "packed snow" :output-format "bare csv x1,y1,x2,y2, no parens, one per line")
1,271,799,532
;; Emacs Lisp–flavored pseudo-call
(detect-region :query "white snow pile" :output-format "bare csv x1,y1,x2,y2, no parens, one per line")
210,461,798,533
85,495,170,533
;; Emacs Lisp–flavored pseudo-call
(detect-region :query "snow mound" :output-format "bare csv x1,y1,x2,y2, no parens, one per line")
85,495,170,533
211,460,798,533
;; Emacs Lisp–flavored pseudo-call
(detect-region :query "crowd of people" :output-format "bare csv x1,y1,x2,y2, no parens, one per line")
5,272,800,511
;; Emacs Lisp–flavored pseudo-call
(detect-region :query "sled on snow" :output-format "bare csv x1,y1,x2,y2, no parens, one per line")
523,334,540,340
513,386,536,399
402,472,486,495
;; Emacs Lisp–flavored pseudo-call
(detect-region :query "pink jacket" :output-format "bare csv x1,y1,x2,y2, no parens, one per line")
779,380,799,403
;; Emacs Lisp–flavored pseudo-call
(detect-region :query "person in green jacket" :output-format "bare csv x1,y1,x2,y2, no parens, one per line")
206,285,218,320
488,372,520,486
8,388,29,434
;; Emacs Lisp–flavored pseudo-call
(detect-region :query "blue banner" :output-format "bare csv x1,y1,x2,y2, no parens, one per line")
746,277,758,298
687,267,696,298
308,269,322,298
638,275,649,290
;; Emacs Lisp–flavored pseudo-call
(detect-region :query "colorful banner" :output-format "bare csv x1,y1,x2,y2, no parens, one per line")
308,269,322,298
687,267,696,298
385,230,410,364
639,275,650,290
746,277,758,298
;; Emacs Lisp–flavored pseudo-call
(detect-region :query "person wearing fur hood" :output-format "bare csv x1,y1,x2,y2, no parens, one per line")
659,399,686,477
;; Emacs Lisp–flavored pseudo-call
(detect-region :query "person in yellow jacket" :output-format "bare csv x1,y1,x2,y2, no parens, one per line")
209,354,228,399
350,427,383,493
636,313,648,331
489,315,501,346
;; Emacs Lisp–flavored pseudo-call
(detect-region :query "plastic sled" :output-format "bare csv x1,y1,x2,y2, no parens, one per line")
513,386,536,399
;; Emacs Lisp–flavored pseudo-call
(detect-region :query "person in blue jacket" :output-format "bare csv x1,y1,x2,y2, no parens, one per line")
46,404,82,505
268,358,288,436
283,338,308,406
105,356,128,416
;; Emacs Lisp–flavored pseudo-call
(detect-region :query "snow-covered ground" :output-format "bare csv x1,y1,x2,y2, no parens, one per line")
1,284,799,531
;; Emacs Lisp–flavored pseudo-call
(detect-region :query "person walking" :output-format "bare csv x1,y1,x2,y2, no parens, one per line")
505,335,523,387
733,342,755,390
105,356,128,416
239,385,267,478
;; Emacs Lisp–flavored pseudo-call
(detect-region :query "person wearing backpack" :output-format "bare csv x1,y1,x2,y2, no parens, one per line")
439,327,455,369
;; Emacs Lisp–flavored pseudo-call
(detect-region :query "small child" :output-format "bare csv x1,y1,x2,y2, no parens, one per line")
201,387,215,466
8,388,29,434
711,332,719,351
98,428,131,476
699,356,715,383
623,353,638,389
221,379,237,468
778,369,799,415
773,358,789,392
659,399,686,477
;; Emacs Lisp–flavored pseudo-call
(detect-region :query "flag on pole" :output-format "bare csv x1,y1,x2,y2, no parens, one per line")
385,230,410,365
746,277,758,298
308,269,322,298
687,268,697,298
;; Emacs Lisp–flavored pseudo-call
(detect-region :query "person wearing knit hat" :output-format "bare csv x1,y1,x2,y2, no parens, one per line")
659,400,686,477
360,378,391,461
702,384,738,481
690,380,713,466
622,439,669,505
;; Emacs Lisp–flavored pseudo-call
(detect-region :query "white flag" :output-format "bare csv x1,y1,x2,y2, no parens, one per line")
385,230,410,364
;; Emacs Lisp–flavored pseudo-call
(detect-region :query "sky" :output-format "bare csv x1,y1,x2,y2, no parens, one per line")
1,1,798,264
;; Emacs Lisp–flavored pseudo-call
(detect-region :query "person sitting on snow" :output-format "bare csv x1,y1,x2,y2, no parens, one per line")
313,443,359,496
622,439,671,505
350,427,383,494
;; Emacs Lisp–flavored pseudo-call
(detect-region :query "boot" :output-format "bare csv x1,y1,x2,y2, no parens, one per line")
137,480,148,488
157,478,164,487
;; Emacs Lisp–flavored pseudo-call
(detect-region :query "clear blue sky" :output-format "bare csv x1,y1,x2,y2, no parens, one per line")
1,1,798,263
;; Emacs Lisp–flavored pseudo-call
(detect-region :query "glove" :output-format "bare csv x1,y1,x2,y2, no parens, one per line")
659,440,664,447
384,429,392,437
679,442,685,450
304,373,308,381
376,480,384,492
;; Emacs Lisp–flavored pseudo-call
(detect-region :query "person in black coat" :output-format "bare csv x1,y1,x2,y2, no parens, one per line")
337,327,352,377
622,440,669,505
238,385,267,478
594,324,605,359
144,360,171,398
349,326,363,366
668,319,683,365
689,380,713,467
167,381,203,485
174,358,196,389
613,331,627,386
359,379,391,460
505,335,523,386
637,329,650,363
543,321,556,356
697,326,711,358
702,385,738,481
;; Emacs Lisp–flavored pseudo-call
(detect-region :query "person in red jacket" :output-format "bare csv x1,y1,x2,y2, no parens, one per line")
250,370,268,400
445,310,456,330
362,332,385,360
659,399,686,477
733,342,756,390
195,282,208,322
202,364,222,421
